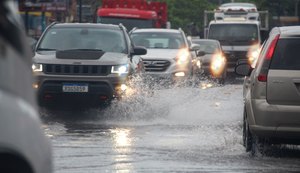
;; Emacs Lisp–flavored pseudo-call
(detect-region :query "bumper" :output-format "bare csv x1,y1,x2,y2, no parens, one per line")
144,62,192,81
248,99,300,140
33,73,128,104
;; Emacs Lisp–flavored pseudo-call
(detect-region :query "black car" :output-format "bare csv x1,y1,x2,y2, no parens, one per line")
32,23,146,107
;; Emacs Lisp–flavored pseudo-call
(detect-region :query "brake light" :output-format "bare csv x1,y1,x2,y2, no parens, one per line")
257,34,280,82
258,74,267,82
266,34,280,60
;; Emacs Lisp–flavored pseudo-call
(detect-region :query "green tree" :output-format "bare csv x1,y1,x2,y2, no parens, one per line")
157,0,216,36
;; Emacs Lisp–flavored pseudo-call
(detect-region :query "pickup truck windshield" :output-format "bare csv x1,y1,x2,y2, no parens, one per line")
208,24,258,45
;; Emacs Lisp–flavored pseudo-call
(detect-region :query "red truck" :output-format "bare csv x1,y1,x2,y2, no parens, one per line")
96,0,168,30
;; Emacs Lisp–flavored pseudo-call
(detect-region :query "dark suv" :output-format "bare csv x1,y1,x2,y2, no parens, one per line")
236,26,300,155
32,23,146,106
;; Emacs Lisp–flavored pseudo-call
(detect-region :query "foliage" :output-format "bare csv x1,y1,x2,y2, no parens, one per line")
156,0,217,36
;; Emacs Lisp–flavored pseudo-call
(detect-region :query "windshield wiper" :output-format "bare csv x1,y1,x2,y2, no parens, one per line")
37,48,56,51
62,48,104,51
232,39,252,42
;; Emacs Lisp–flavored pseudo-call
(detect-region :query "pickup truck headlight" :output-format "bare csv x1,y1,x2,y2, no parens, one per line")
247,44,260,68
32,63,43,72
111,64,129,75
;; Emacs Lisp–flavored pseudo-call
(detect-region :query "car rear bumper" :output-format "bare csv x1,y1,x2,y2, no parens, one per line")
143,64,192,81
249,99,300,140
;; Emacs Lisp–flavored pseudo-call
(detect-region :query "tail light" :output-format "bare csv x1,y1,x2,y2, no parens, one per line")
257,34,280,82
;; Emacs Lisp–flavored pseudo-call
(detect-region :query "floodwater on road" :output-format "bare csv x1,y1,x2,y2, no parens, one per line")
41,79,300,173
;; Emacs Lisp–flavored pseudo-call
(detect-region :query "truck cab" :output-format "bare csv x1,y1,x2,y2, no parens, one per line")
204,3,268,72
207,19,261,71
96,0,168,31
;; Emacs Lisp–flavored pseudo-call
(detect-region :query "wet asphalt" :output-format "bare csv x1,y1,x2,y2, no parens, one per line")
41,78,300,173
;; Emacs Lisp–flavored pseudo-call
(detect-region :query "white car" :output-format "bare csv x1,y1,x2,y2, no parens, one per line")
215,2,259,21
130,28,199,84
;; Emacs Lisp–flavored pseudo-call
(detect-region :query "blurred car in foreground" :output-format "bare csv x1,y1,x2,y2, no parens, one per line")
130,28,199,85
32,23,146,107
235,26,300,155
192,39,227,84
0,1,52,172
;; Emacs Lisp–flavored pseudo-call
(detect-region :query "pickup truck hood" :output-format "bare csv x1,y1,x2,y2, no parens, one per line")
33,51,129,65
141,49,179,60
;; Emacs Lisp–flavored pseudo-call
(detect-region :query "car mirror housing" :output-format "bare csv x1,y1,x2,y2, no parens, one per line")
235,63,252,76
132,46,147,55
190,44,200,51
197,51,206,57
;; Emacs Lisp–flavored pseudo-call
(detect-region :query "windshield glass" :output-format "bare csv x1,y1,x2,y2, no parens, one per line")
97,17,154,31
192,41,219,54
208,24,258,45
38,27,127,53
130,32,185,49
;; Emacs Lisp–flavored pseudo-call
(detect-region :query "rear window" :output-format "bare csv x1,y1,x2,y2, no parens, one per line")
270,38,300,70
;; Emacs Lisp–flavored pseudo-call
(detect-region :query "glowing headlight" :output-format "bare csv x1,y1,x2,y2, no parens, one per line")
32,63,43,72
210,54,226,77
196,60,201,69
176,48,190,65
111,64,129,74
247,45,260,68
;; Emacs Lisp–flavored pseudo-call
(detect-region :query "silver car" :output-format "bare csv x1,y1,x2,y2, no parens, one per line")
130,28,198,84
0,1,52,172
235,26,300,155
192,39,227,84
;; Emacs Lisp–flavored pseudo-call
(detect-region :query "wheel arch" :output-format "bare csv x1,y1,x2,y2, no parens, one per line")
0,149,34,173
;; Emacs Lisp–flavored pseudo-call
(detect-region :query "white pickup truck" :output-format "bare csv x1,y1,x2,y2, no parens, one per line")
203,3,268,71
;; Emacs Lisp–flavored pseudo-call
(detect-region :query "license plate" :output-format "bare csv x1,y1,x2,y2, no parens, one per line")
62,83,88,93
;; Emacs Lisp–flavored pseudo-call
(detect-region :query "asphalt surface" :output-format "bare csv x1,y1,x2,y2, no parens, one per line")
41,78,300,173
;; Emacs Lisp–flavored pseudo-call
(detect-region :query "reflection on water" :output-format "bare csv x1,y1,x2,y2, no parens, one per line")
110,128,134,173
111,128,132,147
200,82,214,89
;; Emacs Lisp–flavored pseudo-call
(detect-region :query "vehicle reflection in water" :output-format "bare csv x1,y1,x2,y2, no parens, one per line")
200,82,214,89
110,128,134,173
111,128,132,147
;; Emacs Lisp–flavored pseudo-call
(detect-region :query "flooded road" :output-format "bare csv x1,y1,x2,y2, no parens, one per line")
41,80,300,173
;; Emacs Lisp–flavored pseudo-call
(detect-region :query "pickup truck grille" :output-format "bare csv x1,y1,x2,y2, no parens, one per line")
143,60,171,72
43,64,110,76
